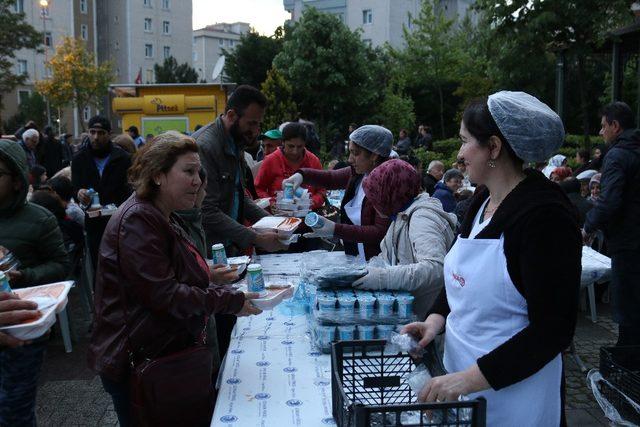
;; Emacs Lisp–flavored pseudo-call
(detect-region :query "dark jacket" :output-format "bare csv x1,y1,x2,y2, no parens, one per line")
558,179,592,227
39,135,64,178
88,195,245,382
300,166,390,260
193,117,268,255
584,129,640,254
431,169,581,392
432,181,456,213
423,173,438,196
71,142,132,206
0,139,69,287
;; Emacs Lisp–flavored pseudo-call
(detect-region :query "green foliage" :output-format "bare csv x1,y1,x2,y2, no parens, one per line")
413,139,461,169
261,68,298,130
371,71,415,137
0,0,42,123
223,29,285,87
154,56,198,83
273,8,383,138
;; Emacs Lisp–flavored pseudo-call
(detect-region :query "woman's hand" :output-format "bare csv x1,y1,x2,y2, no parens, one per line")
0,292,39,348
400,314,445,349
235,292,263,317
209,264,239,284
302,216,335,239
418,364,490,402
282,173,303,191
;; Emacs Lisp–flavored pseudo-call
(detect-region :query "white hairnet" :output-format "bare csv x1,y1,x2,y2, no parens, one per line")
349,125,393,158
576,169,598,181
488,91,565,163
541,154,567,178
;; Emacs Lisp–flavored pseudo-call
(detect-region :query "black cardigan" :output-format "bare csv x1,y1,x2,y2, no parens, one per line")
430,169,582,390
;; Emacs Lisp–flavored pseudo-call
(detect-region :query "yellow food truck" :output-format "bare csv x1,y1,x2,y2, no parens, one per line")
110,83,236,136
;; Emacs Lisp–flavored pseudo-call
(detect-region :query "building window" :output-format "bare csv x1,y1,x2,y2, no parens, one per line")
80,24,88,40
145,43,153,58
83,106,91,122
80,0,87,13
116,67,120,76
362,9,372,24
163,46,170,59
162,21,170,35
14,0,24,13
115,41,120,50
18,90,31,105
44,32,53,47
363,39,372,47
17,59,28,76
161,0,169,9
144,18,152,32
45,65,52,77
193,51,197,61
145,69,154,83
218,39,224,47
114,15,119,23
143,0,152,7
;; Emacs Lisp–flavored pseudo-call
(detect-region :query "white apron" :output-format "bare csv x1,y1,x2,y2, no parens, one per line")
442,201,562,427
344,178,366,261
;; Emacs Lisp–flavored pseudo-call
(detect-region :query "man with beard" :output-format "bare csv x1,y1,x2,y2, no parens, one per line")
193,86,284,256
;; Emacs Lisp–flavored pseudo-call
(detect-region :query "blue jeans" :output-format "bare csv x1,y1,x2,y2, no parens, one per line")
100,375,131,427
611,251,640,345
0,340,48,426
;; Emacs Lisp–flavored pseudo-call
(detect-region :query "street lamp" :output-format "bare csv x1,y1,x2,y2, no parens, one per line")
40,0,52,127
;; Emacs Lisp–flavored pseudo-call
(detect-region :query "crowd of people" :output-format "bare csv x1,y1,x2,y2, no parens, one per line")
0,84,637,426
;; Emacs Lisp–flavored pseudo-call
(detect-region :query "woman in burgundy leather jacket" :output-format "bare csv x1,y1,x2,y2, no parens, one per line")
88,131,261,426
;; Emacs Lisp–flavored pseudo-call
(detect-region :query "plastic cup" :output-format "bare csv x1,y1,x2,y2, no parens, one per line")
357,325,375,340
337,295,356,317
376,324,396,340
395,293,415,318
377,294,396,318
337,325,355,341
317,294,337,314
357,294,376,319
317,325,335,347
304,212,325,229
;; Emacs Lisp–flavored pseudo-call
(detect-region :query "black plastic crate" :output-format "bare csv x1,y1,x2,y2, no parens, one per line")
331,340,486,427
600,346,640,404
596,377,640,424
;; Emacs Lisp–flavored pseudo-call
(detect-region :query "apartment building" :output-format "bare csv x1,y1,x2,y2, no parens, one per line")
5,0,98,135
192,22,250,83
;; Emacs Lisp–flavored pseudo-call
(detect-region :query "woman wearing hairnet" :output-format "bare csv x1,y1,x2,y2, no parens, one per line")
281,125,392,260
402,91,581,426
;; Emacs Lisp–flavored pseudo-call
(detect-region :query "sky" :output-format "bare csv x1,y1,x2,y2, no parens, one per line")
192,0,290,36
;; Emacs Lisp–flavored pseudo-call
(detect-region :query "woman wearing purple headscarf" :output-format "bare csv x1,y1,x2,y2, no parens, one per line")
352,159,457,319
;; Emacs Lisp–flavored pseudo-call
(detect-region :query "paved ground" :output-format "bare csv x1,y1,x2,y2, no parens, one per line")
34,287,619,426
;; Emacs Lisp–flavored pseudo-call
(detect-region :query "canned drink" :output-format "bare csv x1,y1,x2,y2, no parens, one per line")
247,264,266,295
304,212,325,229
283,182,295,200
0,271,11,293
210,243,228,265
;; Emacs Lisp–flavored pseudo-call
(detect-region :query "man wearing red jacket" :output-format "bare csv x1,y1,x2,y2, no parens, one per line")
254,122,326,209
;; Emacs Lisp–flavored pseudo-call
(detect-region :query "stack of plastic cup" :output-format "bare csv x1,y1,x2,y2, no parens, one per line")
376,324,396,340
337,325,355,341
337,294,356,318
377,293,396,318
395,293,415,318
357,293,376,320
317,324,336,348
357,324,375,340
317,291,337,314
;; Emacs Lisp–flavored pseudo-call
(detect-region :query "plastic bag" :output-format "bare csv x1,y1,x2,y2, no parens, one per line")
588,369,640,426
301,253,367,288
385,332,425,357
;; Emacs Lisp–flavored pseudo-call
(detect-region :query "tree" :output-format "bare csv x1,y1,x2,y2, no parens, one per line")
36,37,113,131
154,56,198,83
273,8,382,138
474,0,630,140
261,68,298,130
371,71,415,138
0,0,42,124
222,28,285,87
394,0,461,139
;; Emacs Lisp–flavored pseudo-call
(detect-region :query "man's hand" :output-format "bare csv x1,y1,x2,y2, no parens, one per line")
77,188,90,205
254,231,288,252
235,292,263,317
282,173,303,191
6,270,23,285
0,292,39,348
209,264,239,284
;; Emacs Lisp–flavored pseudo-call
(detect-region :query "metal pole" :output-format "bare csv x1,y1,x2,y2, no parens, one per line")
612,42,621,101
555,50,565,122
41,2,52,128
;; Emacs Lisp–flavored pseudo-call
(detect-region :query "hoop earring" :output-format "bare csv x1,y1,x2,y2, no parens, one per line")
488,159,497,168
